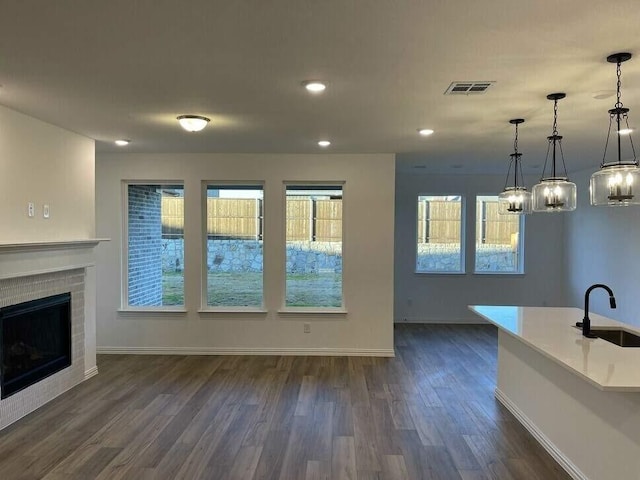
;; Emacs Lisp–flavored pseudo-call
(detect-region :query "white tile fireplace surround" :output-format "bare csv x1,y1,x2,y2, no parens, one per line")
0,240,104,430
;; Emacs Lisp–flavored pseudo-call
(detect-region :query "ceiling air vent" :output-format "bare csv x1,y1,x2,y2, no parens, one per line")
444,81,495,95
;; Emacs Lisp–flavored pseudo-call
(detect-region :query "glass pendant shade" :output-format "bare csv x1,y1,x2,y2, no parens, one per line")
532,178,577,211
590,163,640,206
532,93,577,213
499,187,532,214
499,119,531,215
590,53,639,206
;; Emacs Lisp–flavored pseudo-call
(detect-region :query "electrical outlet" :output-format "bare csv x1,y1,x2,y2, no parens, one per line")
27,202,35,218
304,323,311,334
43,204,50,219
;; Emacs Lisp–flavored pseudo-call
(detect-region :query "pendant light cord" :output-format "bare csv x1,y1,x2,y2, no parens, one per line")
504,119,526,192
616,61,623,166
616,61,622,109
552,98,558,178
602,59,638,167
540,96,569,180
514,123,520,190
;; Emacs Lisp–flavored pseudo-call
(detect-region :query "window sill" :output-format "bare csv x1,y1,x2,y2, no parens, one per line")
118,307,188,315
473,272,525,276
198,307,268,314
414,271,466,276
278,308,348,315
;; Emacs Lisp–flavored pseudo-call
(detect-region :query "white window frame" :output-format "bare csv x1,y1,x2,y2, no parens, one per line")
200,181,267,313
415,194,465,274
280,181,346,313
120,180,187,312
474,195,525,275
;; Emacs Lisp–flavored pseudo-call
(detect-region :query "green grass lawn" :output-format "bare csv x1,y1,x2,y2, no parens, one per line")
284,273,341,307
162,271,342,307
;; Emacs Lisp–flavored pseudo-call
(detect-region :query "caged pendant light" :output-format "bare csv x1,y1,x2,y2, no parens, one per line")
532,93,577,212
499,119,532,215
590,53,640,206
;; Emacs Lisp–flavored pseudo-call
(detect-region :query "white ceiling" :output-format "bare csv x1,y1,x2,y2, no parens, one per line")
1,0,640,173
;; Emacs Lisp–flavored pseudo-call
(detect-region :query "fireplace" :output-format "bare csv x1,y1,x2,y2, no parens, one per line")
1,292,72,399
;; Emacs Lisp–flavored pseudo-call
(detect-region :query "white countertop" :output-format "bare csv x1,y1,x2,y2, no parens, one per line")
469,305,640,392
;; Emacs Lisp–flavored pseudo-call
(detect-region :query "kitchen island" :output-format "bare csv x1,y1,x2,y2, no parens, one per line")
469,306,640,480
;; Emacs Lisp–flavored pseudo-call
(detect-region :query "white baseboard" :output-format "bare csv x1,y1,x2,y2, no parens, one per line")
97,346,395,357
494,388,586,480
84,366,99,380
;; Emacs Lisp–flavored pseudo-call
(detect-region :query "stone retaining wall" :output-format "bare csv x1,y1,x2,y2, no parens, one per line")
162,239,342,274
417,243,518,272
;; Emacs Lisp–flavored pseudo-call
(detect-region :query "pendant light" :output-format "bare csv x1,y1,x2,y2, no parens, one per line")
499,119,532,215
532,93,577,212
590,53,640,206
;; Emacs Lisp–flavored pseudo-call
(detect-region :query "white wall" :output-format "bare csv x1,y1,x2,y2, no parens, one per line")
394,172,566,323
564,167,640,327
0,104,97,374
0,105,95,242
95,153,395,354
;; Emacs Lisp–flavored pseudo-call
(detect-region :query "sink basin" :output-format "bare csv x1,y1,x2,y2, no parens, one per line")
591,328,640,347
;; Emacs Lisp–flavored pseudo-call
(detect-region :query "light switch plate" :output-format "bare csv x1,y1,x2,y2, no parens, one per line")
28,202,35,217
43,204,50,218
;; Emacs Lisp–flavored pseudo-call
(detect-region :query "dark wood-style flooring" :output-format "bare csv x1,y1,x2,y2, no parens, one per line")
0,325,570,480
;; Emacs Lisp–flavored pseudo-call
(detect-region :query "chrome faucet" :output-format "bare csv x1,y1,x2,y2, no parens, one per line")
576,284,617,338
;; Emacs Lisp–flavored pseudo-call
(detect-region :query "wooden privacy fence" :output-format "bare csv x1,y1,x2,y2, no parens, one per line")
207,198,262,239
161,197,342,241
286,198,342,242
478,201,519,245
417,200,461,244
161,197,184,237
418,200,518,245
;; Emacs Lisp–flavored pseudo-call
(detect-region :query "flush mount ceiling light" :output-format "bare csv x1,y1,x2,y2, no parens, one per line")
177,114,210,132
318,140,331,147
114,139,130,146
303,81,326,93
498,119,532,215
532,93,577,213
590,53,640,206
418,128,434,136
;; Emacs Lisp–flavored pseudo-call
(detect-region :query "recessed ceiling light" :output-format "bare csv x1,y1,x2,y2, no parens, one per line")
303,81,327,93
318,140,331,147
618,128,633,135
115,139,130,146
418,128,434,136
177,114,210,132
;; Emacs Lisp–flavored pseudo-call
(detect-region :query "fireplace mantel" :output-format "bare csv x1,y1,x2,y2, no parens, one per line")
0,239,109,282
0,238,109,254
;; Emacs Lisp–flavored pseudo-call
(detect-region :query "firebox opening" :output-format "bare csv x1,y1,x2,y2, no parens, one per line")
1,292,72,399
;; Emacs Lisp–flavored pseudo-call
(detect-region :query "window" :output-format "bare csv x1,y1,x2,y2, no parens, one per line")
205,185,264,307
126,184,184,307
285,185,343,308
475,195,524,273
416,195,464,273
